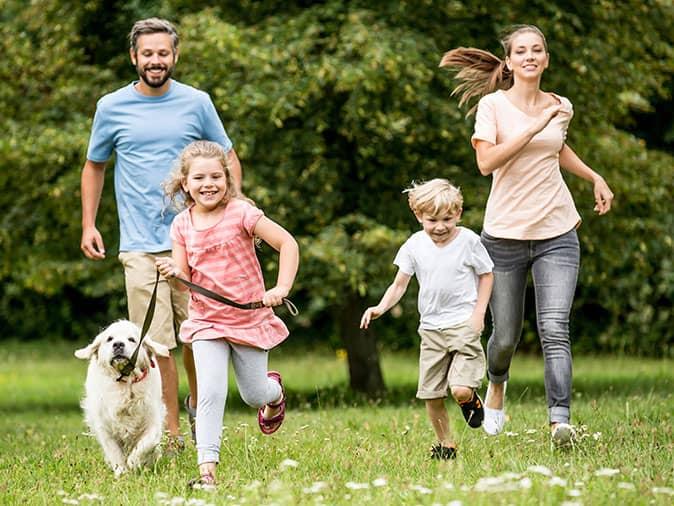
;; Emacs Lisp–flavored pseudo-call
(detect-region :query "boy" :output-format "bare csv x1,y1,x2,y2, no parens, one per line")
360,179,493,459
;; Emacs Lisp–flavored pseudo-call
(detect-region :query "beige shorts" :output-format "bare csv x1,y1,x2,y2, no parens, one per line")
416,320,486,399
118,251,189,350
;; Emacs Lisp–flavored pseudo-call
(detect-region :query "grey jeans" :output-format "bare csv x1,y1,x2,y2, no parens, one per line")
480,229,580,424
192,339,282,464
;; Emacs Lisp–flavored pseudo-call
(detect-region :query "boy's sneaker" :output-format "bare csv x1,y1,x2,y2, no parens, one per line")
551,423,576,448
430,444,457,460
459,391,484,428
184,395,197,443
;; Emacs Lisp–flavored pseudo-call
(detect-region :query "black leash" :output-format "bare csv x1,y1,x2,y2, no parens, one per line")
115,271,297,381
116,270,159,381
172,275,299,316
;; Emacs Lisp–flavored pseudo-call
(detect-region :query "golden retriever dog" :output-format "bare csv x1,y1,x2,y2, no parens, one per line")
75,320,168,476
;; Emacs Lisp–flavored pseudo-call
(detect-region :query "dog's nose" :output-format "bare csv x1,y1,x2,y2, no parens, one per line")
112,341,125,354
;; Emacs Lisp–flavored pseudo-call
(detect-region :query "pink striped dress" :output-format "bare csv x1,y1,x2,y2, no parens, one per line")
171,198,289,349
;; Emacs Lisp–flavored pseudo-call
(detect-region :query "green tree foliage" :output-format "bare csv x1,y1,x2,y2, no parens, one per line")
0,1,672,374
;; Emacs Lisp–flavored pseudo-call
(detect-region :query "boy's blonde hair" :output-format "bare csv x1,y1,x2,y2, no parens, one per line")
164,140,240,210
405,178,463,217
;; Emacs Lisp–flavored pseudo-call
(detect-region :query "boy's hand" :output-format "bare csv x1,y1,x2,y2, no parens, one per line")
467,312,485,334
360,307,384,329
155,257,178,279
263,285,290,307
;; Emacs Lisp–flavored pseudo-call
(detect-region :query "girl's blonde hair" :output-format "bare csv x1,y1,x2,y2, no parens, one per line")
164,140,240,210
404,179,463,217
438,24,548,115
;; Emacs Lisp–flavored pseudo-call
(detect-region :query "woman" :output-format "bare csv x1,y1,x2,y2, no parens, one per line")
439,25,614,446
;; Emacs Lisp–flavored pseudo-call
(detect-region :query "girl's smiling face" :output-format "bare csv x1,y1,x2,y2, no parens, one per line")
506,31,549,81
182,156,228,212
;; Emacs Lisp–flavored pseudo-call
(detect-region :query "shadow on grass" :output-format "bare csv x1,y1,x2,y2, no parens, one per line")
4,373,671,415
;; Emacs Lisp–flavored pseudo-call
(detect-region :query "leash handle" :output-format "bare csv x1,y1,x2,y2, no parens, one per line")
172,275,298,316
117,270,159,381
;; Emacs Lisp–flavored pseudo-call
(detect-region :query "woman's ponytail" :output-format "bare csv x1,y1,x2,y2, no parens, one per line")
439,47,512,116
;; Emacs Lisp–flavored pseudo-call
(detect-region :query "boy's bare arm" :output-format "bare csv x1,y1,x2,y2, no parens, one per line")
468,272,494,333
360,270,412,329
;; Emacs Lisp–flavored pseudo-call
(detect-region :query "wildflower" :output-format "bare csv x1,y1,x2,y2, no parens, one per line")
652,487,674,496
302,482,328,494
617,482,636,490
279,458,299,469
410,484,432,494
549,477,567,487
527,465,553,476
372,478,387,487
594,468,620,477
345,482,369,490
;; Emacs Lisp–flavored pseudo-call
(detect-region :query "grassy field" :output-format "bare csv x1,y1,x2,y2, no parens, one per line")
0,340,672,505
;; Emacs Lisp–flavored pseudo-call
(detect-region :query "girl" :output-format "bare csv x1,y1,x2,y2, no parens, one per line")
156,140,299,487
440,25,614,446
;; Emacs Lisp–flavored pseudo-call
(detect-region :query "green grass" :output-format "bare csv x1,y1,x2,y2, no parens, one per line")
1,340,673,505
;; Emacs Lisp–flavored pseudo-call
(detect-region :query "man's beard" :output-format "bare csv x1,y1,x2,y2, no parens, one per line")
137,63,175,89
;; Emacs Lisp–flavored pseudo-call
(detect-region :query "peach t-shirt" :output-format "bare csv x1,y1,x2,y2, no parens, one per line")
471,90,581,240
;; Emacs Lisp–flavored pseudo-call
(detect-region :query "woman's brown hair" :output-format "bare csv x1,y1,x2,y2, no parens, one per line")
439,25,548,115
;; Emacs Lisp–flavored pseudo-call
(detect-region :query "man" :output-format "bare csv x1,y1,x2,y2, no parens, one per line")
80,18,241,448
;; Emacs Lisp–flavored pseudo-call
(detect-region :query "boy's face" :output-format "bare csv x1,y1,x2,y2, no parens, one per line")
416,210,462,246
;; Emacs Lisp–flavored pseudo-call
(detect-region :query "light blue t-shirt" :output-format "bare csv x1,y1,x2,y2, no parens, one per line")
86,80,232,252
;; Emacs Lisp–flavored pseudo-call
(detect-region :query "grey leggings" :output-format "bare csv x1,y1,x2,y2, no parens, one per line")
192,339,282,464
481,229,580,424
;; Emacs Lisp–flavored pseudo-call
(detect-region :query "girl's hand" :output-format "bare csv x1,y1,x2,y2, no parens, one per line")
593,176,614,215
360,306,384,329
262,285,290,307
155,257,179,279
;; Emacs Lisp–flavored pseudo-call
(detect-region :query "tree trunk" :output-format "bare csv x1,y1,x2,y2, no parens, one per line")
338,295,386,396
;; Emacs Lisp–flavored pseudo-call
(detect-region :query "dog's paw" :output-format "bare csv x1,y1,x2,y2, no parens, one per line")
113,464,127,477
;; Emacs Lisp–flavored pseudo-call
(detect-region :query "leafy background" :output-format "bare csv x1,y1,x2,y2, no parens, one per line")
0,0,672,362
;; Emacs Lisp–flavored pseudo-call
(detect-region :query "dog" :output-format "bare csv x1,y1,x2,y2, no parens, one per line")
75,319,168,476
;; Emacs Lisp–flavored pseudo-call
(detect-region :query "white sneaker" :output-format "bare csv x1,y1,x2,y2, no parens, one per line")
551,423,576,448
483,382,506,435
483,406,506,435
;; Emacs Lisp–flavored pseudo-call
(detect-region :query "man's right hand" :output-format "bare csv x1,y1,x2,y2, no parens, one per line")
81,227,106,260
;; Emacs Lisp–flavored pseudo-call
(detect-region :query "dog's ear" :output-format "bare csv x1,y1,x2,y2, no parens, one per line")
75,326,108,360
143,338,170,358
75,340,99,360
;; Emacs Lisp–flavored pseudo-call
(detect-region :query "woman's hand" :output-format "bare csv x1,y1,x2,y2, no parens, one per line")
262,285,290,307
593,176,614,215
528,103,562,136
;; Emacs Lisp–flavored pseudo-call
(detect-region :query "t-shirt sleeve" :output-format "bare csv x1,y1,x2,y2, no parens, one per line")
559,96,574,141
86,100,115,162
471,95,497,148
200,94,233,152
170,212,186,246
469,235,494,275
240,200,264,236
393,241,415,276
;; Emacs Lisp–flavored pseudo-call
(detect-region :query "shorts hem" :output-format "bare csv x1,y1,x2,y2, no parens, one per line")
416,389,448,400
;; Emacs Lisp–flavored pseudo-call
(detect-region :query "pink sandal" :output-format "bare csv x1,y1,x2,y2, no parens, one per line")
257,371,286,435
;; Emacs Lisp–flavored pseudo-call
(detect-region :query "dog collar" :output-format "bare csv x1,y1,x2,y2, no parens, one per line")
131,367,149,384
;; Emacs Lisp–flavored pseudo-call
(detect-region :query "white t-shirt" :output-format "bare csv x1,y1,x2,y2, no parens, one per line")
394,227,493,329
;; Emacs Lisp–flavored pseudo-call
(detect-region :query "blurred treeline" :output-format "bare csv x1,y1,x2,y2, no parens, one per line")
1,0,672,356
